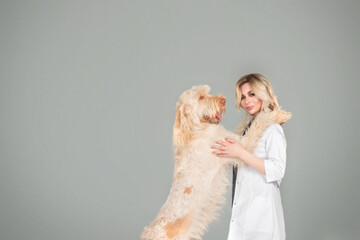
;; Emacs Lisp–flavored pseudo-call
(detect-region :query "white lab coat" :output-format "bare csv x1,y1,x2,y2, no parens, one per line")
227,123,287,240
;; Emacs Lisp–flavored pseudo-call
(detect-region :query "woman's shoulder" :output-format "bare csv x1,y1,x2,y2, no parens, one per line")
268,123,283,130
264,123,285,138
259,123,287,148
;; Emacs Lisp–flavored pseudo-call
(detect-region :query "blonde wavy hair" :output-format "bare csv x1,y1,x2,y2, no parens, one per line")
235,73,280,113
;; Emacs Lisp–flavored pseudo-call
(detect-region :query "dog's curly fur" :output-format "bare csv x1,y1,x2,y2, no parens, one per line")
141,85,244,240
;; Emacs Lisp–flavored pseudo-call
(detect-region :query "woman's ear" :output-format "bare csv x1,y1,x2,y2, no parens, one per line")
173,104,194,148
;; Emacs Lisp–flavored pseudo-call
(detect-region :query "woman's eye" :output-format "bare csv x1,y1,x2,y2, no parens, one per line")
241,96,245,100
250,93,255,97
199,96,205,100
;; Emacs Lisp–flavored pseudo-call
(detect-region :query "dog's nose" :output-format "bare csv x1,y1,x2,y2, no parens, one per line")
220,98,226,105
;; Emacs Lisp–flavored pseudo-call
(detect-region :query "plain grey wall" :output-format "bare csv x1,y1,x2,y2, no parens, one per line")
1,1,359,239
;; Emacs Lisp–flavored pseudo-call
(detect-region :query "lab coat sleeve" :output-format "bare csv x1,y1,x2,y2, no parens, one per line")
263,124,287,185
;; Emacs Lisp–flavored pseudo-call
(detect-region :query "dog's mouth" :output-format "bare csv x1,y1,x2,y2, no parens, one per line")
215,112,222,121
202,112,223,123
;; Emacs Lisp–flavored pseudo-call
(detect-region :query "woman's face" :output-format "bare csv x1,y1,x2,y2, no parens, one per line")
240,82,262,116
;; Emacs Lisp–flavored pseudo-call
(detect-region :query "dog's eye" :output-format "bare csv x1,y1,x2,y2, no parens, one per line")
199,95,205,100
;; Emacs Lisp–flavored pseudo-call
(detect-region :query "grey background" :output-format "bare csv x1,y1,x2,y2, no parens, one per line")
1,0,359,239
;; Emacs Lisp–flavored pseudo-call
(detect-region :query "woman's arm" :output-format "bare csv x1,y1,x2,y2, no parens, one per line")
262,125,287,183
211,124,287,183
237,148,265,174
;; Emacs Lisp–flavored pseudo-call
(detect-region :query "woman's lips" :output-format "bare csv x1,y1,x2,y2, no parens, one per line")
246,106,254,110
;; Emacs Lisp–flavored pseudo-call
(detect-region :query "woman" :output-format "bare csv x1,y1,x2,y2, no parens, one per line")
211,73,291,240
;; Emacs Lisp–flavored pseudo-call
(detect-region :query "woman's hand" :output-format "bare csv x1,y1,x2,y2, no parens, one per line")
211,138,266,175
211,138,246,159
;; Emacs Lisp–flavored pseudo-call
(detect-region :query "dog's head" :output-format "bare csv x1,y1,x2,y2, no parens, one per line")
173,85,226,148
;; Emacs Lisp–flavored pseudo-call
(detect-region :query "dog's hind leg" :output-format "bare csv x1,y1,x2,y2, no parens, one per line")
162,209,194,239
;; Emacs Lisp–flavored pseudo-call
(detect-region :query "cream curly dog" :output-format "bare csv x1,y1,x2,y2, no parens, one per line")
141,85,244,240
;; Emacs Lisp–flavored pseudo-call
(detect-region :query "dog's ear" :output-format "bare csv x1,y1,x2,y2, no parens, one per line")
173,103,196,148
